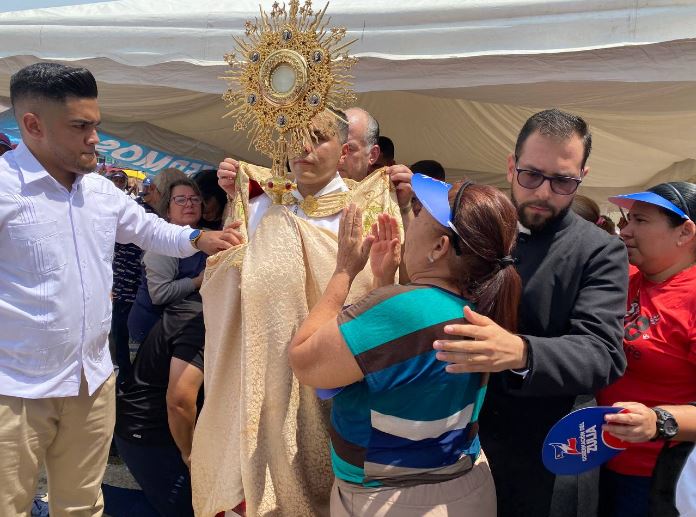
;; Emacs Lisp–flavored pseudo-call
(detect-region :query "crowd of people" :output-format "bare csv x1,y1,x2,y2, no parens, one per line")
0,62,694,517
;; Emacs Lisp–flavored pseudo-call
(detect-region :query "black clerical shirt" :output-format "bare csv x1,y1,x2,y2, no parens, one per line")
479,209,628,517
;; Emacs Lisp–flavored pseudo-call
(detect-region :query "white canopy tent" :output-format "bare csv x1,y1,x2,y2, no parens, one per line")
1,0,696,208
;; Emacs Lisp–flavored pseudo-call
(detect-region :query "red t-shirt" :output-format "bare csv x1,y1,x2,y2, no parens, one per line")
597,265,696,477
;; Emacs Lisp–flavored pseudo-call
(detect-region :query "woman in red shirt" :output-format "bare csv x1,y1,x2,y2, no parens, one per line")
597,181,696,517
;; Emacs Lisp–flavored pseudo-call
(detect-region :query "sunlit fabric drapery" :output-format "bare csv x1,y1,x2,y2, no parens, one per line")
2,1,696,205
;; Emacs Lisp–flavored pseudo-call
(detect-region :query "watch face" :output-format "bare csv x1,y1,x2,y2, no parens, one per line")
664,419,679,436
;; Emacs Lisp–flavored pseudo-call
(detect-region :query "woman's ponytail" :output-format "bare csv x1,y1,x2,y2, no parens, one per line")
448,182,522,332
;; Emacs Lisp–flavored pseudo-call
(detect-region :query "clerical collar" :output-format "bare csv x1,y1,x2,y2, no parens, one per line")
280,172,351,218
518,222,531,235
291,172,348,201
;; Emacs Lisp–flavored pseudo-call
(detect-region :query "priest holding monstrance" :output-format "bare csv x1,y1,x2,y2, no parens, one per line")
190,2,403,515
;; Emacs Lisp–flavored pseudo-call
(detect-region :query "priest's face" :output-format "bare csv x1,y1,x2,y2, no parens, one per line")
290,117,346,196
506,131,585,232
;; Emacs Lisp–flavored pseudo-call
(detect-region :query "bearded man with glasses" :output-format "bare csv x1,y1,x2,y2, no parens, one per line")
433,109,629,517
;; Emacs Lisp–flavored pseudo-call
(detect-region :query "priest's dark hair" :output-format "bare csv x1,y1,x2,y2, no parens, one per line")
378,136,395,161
515,108,592,169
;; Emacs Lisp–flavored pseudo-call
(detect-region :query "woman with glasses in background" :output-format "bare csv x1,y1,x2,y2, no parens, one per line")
114,179,210,516
127,178,208,347
597,181,696,517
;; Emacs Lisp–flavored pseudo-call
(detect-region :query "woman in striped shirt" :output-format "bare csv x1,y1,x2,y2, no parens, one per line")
289,174,521,516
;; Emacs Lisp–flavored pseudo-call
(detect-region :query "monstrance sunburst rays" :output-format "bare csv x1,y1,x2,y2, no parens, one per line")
222,0,357,199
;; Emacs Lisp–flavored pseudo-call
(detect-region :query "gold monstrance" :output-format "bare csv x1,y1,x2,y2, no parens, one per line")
223,0,357,201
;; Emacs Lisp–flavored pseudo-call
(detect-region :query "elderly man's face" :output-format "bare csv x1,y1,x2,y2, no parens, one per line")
337,109,376,182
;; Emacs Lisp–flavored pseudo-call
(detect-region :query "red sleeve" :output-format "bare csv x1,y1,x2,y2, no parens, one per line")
689,304,696,366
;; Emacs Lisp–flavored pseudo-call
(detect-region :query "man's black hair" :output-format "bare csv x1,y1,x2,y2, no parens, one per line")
193,169,228,210
410,159,446,181
378,136,395,161
10,62,98,106
515,108,592,169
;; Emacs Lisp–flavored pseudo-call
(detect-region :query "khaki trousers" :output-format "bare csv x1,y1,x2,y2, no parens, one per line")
330,451,496,517
0,373,115,517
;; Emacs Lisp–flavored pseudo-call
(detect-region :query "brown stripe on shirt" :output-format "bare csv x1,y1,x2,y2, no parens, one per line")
329,424,366,468
336,284,431,327
354,317,469,375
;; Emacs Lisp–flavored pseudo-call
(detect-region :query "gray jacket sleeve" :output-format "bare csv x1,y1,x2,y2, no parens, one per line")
143,251,197,306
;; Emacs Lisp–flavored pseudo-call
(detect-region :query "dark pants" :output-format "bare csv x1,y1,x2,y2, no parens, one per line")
110,300,133,385
599,468,651,517
550,469,599,517
550,395,599,517
484,437,557,516
114,436,194,517
479,385,578,517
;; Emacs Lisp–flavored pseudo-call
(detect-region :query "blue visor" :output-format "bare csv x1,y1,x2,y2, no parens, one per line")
608,191,688,220
142,177,152,187
411,173,454,227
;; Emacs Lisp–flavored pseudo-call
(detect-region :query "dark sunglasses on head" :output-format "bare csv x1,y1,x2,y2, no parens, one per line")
515,165,583,196
170,195,202,206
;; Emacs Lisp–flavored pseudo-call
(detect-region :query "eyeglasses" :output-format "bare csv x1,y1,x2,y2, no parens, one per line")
170,195,202,206
515,166,583,196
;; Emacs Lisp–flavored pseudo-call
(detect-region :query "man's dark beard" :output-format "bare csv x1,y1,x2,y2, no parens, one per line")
511,190,571,232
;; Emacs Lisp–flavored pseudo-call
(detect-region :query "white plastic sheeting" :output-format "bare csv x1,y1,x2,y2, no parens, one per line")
1,0,696,204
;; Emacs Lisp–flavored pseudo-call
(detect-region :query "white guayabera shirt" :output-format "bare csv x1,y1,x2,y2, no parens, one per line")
0,143,198,399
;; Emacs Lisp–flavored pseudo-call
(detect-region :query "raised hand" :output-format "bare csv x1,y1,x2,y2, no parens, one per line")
217,158,239,197
369,213,401,287
386,164,413,211
335,204,375,280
